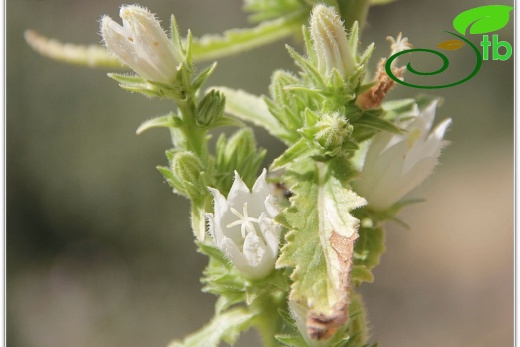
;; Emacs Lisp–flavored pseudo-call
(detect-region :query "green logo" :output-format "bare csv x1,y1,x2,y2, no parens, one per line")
386,5,514,89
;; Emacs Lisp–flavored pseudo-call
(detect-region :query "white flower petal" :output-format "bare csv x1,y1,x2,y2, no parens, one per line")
258,214,281,256
227,171,251,206
221,237,248,269
252,169,270,195
242,232,267,266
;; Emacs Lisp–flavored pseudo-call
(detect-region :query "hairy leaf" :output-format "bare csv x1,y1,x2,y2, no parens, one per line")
24,30,123,68
213,87,293,141
191,11,305,61
168,308,255,347
276,159,366,341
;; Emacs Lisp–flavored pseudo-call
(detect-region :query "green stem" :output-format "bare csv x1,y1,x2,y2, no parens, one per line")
177,98,208,163
250,290,286,347
337,0,371,30
176,96,212,241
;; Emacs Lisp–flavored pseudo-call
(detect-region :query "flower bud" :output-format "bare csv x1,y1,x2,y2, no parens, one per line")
195,90,225,127
310,5,356,79
100,5,182,84
312,112,352,150
216,129,266,193
170,150,204,199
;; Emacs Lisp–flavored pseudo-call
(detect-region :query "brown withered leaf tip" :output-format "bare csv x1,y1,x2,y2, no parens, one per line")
437,39,465,50
306,230,358,340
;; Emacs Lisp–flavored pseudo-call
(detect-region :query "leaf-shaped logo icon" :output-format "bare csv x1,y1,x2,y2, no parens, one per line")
453,5,513,35
437,39,465,50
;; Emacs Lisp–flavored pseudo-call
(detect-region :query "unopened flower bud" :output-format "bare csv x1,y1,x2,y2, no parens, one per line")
195,90,225,127
170,150,204,198
310,5,356,79
101,5,182,84
313,112,352,150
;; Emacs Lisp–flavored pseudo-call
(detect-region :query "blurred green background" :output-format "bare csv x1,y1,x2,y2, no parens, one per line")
7,0,513,346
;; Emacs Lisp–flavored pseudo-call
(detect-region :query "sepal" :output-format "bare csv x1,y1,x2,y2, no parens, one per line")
108,73,184,99
271,139,316,170
136,113,182,135
191,63,217,92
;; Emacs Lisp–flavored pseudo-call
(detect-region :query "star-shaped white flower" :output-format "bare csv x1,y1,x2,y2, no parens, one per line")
354,100,451,210
206,170,281,280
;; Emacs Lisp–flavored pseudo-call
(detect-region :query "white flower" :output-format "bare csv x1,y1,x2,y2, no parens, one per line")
206,170,281,280
100,5,182,84
354,100,452,210
310,5,355,79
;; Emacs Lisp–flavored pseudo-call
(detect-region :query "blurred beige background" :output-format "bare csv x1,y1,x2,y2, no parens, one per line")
7,0,513,346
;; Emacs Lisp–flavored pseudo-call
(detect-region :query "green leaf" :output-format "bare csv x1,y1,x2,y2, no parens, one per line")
207,115,245,129
351,266,374,284
276,160,366,341
214,293,246,314
271,139,315,170
197,242,230,266
381,98,416,121
191,11,305,61
286,45,325,88
243,0,311,22
353,225,385,271
213,87,292,140
354,113,402,134
168,308,256,347
453,5,514,35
